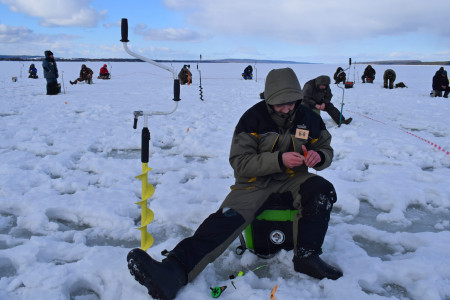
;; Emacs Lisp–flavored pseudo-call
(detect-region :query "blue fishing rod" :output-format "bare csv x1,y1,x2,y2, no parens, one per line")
337,58,352,127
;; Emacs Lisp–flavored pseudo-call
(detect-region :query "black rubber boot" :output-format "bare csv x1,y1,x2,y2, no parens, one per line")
325,104,350,126
294,177,342,280
293,253,343,280
127,248,187,300
341,117,352,125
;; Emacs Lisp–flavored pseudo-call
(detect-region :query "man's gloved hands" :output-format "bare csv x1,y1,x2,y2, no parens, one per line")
315,103,326,110
282,145,321,168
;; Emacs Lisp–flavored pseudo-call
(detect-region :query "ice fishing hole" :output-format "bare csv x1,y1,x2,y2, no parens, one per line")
0,257,17,278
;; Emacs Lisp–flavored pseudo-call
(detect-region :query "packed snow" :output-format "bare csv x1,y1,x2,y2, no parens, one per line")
0,60,449,300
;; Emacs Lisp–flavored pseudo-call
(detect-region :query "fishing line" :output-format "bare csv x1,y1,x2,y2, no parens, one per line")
347,109,449,155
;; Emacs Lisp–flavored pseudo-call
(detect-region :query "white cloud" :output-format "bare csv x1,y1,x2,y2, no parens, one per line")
163,0,450,43
0,23,80,56
103,20,121,29
133,23,207,42
0,24,33,43
0,0,107,27
0,23,77,43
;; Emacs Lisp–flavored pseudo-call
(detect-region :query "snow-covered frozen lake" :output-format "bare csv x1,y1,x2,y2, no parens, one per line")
1,61,449,299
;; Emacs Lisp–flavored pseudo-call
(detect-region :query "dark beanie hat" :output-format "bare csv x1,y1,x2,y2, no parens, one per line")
44,50,53,58
315,75,331,87
264,68,303,105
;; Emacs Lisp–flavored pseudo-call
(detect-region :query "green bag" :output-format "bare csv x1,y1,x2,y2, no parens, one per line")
237,192,298,258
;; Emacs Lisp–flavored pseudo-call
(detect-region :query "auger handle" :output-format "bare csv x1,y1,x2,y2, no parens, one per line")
141,127,150,163
173,79,180,101
121,18,129,42
133,111,143,129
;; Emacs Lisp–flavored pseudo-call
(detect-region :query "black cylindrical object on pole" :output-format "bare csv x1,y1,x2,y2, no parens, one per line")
173,79,181,101
141,127,150,163
121,18,129,42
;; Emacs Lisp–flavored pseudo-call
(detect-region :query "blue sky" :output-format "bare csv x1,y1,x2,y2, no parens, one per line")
0,0,449,63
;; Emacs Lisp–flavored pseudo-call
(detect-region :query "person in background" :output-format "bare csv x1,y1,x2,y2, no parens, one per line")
361,65,376,83
178,65,192,85
28,64,38,79
434,67,444,78
98,64,110,79
42,50,60,95
242,65,253,80
383,69,396,89
126,68,343,300
302,75,352,125
333,67,346,84
70,64,94,85
431,68,449,98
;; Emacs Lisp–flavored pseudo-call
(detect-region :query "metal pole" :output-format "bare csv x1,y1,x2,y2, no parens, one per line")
61,71,66,94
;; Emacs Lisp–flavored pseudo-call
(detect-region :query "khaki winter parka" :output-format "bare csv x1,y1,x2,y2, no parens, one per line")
79,65,93,80
220,101,333,223
229,101,332,191
301,76,333,109
383,69,396,81
219,68,333,225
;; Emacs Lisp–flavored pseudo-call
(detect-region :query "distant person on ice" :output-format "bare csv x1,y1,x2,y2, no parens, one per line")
178,65,192,85
126,67,343,300
302,75,352,125
361,65,376,83
42,50,60,95
98,64,110,79
431,68,449,98
70,64,93,85
333,67,346,84
242,65,253,80
383,69,396,89
28,64,38,79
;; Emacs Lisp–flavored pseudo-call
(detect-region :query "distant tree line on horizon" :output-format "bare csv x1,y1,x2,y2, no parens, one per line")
0,55,449,65
356,60,450,66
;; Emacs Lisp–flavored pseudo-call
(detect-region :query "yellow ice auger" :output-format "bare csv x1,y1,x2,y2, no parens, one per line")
121,18,181,251
134,118,155,250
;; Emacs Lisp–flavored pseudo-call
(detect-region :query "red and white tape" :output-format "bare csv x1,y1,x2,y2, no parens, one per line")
347,110,449,155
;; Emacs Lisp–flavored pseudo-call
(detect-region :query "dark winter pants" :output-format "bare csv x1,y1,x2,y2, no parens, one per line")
335,74,346,84
169,176,336,282
362,75,374,83
46,80,60,95
324,102,347,125
433,87,450,97
383,76,396,89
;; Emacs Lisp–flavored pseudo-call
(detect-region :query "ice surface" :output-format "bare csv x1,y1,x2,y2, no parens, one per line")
0,61,449,299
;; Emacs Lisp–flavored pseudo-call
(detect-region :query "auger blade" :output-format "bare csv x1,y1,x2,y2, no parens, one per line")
138,229,154,251
141,182,155,200
140,206,154,226
135,162,155,250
